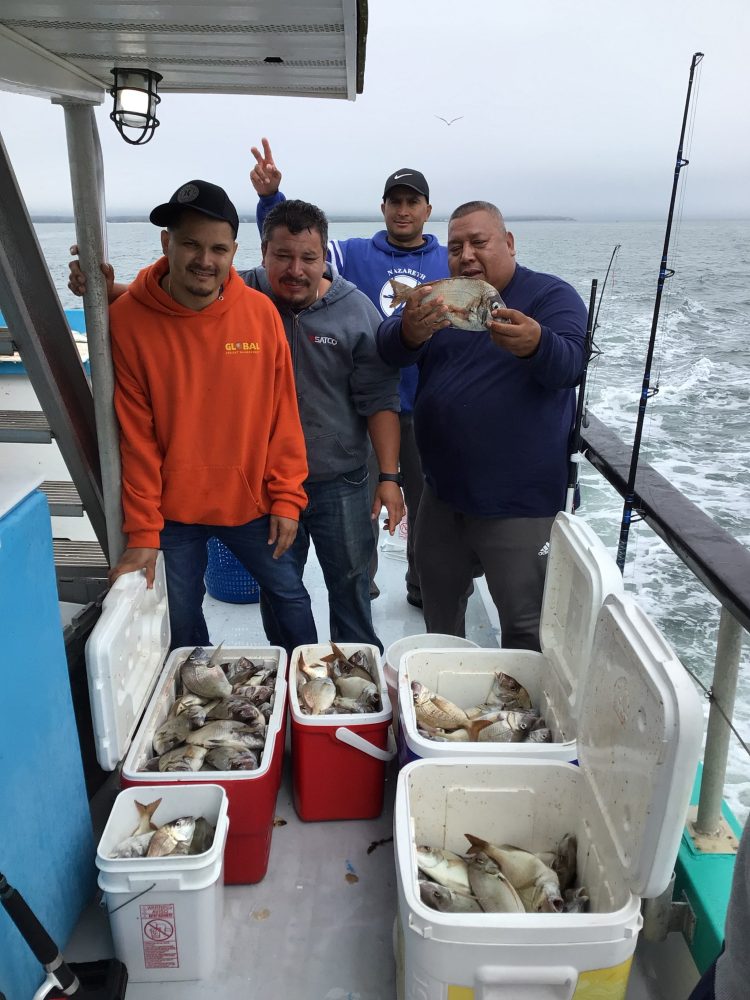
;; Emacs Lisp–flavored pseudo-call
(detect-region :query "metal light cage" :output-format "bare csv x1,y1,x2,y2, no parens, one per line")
109,68,163,145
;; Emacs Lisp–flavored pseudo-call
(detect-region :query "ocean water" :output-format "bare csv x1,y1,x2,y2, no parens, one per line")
36,217,750,821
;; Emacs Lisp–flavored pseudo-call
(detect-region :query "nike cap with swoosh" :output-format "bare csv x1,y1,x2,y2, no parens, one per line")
383,169,429,201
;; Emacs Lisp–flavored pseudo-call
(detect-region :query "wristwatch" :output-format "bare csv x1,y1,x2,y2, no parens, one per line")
378,472,403,486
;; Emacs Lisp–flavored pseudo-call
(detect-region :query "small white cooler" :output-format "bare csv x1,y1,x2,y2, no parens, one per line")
85,554,288,884
397,512,624,765
394,591,704,1000
96,783,229,983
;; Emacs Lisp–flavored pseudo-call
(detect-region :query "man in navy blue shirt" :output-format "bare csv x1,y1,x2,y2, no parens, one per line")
377,201,587,649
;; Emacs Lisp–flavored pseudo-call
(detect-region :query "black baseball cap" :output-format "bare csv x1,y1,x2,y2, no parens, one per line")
150,179,239,236
383,169,430,201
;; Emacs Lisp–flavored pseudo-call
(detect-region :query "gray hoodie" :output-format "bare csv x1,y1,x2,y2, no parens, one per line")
239,267,400,482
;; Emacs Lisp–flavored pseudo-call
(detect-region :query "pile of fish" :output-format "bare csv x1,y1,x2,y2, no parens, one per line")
417,832,589,915
413,670,553,744
295,643,382,716
109,798,216,859
139,644,278,772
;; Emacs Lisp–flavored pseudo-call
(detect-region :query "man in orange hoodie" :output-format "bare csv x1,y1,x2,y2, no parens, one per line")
107,179,316,653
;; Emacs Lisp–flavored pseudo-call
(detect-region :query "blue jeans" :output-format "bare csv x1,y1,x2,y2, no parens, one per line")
160,518,317,656
260,465,382,652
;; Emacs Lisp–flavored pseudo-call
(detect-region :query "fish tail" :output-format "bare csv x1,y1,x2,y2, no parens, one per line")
389,279,411,307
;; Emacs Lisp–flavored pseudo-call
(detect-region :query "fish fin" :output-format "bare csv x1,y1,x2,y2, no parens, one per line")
208,641,225,666
464,833,489,855
329,641,349,663
388,279,411,307
468,718,494,740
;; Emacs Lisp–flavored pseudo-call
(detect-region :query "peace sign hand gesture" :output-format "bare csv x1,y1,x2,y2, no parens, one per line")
250,137,282,196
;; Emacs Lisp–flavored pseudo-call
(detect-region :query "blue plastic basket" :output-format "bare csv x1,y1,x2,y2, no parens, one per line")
204,537,260,604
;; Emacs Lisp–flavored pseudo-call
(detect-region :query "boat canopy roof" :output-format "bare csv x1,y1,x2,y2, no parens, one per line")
0,0,368,103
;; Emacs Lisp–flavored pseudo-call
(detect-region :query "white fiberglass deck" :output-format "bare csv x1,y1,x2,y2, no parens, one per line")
64,532,700,1000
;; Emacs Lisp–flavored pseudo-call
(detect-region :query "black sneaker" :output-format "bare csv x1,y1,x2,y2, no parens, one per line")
406,593,423,609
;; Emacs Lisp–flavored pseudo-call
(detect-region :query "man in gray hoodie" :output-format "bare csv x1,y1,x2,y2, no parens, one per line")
239,199,404,653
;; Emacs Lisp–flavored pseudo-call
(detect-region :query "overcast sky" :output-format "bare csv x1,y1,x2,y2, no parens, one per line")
0,0,747,220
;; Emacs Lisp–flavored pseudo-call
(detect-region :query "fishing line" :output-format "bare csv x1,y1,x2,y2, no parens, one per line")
681,663,750,759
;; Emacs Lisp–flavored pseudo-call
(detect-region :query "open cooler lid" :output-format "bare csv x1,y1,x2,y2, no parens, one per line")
85,554,170,771
578,592,703,898
538,512,624,721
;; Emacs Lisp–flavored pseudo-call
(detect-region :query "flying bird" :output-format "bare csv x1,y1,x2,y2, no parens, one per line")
435,115,463,126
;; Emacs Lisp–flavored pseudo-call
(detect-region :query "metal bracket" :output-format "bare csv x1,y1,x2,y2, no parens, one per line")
641,874,696,943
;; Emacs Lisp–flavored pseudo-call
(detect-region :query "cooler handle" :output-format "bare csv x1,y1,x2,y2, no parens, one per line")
475,965,577,999
334,726,396,761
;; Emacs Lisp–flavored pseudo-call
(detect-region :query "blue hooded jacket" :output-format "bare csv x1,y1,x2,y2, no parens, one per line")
257,191,448,412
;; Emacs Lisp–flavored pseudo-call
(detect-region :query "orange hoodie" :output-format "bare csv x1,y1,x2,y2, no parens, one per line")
109,257,308,549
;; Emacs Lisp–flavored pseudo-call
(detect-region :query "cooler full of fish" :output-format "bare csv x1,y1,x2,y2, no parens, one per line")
85,554,288,884
290,642,394,821
393,590,704,1000
397,511,625,765
96,783,228,983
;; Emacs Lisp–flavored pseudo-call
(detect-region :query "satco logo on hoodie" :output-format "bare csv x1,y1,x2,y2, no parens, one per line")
225,341,260,354
308,334,338,346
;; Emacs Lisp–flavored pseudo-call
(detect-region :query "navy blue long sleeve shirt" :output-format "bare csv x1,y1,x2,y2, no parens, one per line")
376,264,588,518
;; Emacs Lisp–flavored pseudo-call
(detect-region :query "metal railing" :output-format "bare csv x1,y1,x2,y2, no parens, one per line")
582,413,749,838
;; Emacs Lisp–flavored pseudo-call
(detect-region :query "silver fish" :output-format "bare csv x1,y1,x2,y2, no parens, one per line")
467,852,526,913
563,886,589,913
109,831,155,859
147,816,196,858
334,676,377,701
189,817,216,855
300,677,336,715
552,833,578,892
185,719,263,750
465,835,563,913
206,697,266,727
205,745,259,771
416,845,471,894
419,879,482,913
180,644,232,699
389,277,506,332
412,681,469,730
152,713,191,756
158,743,208,772
486,671,532,710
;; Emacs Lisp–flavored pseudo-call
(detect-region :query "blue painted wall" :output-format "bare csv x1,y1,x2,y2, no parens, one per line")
0,490,96,999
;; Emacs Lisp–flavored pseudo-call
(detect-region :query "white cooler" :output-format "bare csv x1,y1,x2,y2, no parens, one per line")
397,511,624,765
394,591,704,1000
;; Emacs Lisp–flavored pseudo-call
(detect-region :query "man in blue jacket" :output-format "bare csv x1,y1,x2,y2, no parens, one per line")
377,201,588,650
250,138,448,610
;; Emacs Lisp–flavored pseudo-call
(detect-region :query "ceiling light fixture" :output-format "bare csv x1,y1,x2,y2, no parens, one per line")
109,68,163,145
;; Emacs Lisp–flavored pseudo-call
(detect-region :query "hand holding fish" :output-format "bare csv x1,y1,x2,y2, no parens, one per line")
399,286,452,348
371,481,405,536
486,307,542,358
267,514,298,558
250,137,282,197
109,546,159,588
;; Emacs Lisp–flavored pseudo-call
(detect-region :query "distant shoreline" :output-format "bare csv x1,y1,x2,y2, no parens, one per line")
30,214,577,224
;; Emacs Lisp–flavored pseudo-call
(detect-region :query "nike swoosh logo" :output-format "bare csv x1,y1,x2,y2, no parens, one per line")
393,172,412,180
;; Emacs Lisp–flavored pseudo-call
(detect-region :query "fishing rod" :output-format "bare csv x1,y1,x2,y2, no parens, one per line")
565,279,597,513
615,51,704,573
565,243,620,514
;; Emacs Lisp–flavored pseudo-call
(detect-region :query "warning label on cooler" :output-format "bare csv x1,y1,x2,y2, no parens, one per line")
140,903,179,968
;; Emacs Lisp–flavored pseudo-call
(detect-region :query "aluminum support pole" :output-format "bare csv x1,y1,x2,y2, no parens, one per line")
60,102,125,566
695,607,744,835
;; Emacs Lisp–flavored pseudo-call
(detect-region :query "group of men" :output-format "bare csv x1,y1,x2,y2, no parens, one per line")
70,138,588,657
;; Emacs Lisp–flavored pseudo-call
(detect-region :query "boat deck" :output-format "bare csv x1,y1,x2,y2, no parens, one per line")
63,533,701,999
